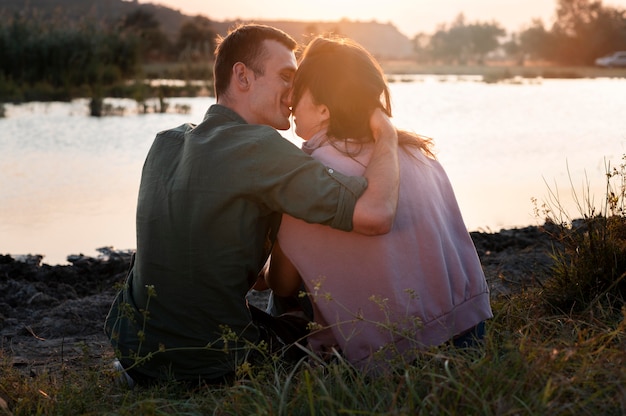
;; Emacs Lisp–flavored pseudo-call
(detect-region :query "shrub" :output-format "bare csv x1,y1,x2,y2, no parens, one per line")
538,156,626,312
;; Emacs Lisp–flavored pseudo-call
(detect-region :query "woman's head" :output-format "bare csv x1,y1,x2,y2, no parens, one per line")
292,36,391,142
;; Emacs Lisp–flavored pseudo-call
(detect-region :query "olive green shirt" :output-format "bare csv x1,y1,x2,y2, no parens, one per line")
105,105,367,380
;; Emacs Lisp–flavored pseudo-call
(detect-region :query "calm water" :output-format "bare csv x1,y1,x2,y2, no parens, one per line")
1,76,626,264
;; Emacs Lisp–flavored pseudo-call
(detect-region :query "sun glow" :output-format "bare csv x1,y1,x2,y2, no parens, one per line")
140,0,626,37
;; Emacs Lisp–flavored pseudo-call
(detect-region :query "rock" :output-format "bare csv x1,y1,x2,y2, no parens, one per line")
470,225,554,296
0,249,132,341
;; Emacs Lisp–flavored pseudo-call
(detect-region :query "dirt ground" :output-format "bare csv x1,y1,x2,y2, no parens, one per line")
0,225,555,376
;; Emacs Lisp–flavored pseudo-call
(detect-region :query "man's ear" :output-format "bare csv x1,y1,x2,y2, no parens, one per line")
233,62,250,90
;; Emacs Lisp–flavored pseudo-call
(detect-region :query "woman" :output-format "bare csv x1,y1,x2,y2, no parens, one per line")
265,36,492,372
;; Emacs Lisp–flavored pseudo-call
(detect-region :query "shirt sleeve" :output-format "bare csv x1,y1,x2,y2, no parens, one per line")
248,129,367,231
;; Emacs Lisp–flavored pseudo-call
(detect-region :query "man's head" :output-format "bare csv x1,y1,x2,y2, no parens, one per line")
214,24,298,130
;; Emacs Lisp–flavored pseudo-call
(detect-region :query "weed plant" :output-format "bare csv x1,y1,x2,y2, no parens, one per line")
536,156,626,313
3,158,626,415
2,294,626,415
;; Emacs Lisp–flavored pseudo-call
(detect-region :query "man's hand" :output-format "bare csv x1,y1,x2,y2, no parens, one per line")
369,107,395,143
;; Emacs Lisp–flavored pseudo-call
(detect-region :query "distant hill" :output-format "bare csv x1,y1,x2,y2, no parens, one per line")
232,20,415,60
1,0,190,39
2,0,415,59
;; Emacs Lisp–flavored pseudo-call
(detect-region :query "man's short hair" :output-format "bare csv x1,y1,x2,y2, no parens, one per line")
213,24,298,99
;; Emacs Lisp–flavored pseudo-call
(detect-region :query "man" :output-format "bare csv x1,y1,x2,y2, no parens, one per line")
105,24,399,385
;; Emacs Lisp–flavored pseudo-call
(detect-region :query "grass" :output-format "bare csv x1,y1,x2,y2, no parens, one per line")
2,296,625,415
3,157,626,415
536,156,626,313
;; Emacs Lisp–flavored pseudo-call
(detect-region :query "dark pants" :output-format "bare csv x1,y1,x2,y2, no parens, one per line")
121,305,311,387
452,321,486,348
248,304,311,362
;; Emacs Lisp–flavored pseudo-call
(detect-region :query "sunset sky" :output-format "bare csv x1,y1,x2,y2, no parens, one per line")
139,0,626,37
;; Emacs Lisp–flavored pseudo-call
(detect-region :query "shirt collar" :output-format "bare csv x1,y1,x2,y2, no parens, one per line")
205,104,248,125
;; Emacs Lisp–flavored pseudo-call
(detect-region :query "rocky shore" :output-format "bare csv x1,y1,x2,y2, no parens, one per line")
0,225,555,374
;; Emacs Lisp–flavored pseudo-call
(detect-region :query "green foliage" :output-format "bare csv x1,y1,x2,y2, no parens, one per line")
0,10,215,104
551,0,626,65
516,0,626,65
0,15,141,102
2,250,621,415
118,9,171,61
537,156,626,312
3,237,626,414
3,291,626,415
428,14,506,65
176,16,216,62
545,216,626,312
415,0,626,66
518,20,557,62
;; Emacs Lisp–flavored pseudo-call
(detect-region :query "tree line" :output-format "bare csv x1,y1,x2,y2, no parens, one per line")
414,0,626,65
1,0,625,105
0,9,216,103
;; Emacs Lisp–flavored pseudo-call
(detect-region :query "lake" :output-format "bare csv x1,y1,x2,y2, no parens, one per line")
1,75,625,265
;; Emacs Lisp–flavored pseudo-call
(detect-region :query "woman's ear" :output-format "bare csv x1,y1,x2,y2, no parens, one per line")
319,104,330,123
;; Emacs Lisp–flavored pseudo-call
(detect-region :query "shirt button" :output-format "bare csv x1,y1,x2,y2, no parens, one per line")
328,168,334,174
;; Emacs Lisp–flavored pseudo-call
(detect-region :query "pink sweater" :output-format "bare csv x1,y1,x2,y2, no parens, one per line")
277,132,493,371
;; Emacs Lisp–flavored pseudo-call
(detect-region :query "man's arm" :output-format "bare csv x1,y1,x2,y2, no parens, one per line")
351,108,399,236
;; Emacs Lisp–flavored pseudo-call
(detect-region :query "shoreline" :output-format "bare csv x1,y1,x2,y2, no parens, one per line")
1,222,547,268
379,60,626,78
0,223,553,376
2,63,624,109
0,222,555,294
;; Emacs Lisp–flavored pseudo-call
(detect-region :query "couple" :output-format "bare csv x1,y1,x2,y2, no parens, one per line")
105,23,492,385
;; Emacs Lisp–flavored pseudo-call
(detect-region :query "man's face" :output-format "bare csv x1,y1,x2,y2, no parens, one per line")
247,39,297,130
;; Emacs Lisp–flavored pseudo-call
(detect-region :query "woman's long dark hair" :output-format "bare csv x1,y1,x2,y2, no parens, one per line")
293,36,434,159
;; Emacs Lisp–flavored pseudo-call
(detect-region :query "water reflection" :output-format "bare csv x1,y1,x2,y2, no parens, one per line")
1,78,625,264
